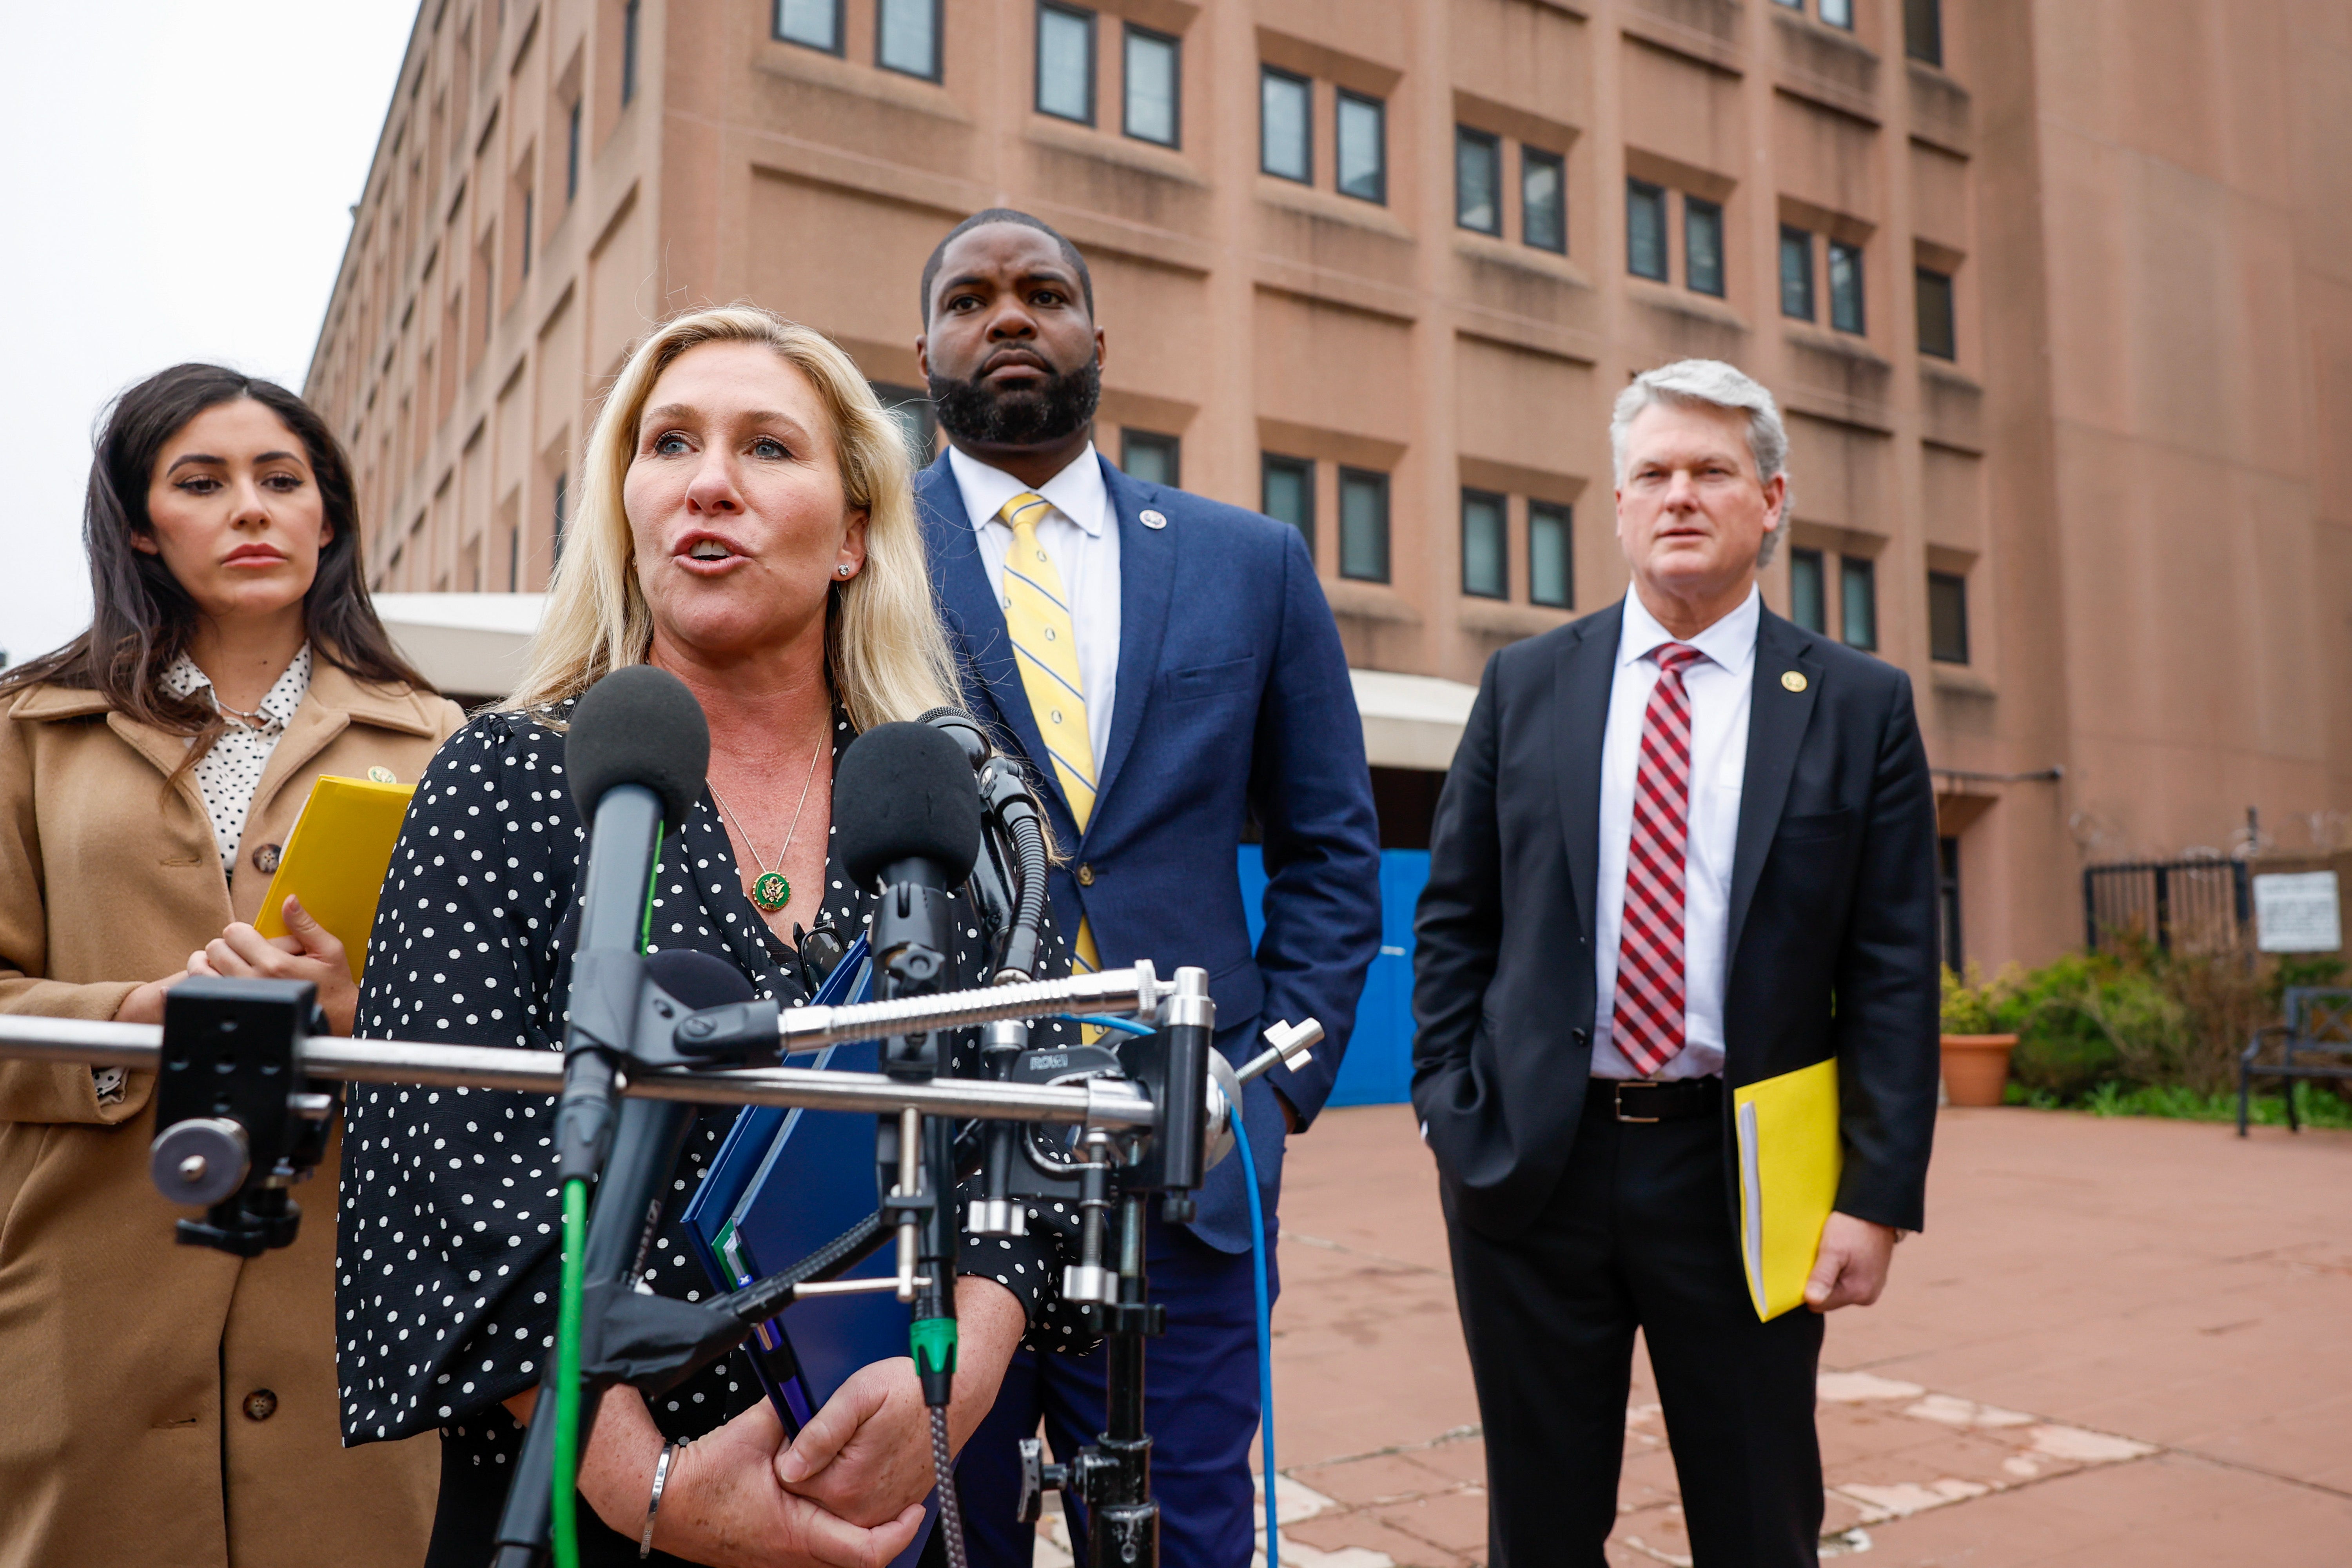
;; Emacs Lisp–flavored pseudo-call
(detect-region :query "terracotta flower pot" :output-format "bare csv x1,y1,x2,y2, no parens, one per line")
1940,1033,2018,1107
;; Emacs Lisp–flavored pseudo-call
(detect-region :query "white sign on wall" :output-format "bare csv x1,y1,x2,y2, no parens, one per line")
2254,871,2342,954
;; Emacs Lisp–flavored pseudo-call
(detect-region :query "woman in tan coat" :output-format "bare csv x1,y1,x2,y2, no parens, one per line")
0,364,462,1568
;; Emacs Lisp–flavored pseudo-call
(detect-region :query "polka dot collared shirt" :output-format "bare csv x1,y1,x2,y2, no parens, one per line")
159,642,312,875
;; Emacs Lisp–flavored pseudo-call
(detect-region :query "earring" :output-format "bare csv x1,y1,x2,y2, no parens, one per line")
837,563,853,577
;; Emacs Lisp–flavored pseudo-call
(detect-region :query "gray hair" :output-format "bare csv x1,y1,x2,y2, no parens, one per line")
1610,359,1792,567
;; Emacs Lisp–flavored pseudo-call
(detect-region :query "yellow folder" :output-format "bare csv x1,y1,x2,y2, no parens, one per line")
1733,1057,1842,1321
252,775,417,981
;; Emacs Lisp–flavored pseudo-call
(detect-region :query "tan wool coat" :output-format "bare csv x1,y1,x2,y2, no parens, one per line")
0,659,465,1568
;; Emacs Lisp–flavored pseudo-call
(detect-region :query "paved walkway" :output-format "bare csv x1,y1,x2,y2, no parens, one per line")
1220,1103,2352,1567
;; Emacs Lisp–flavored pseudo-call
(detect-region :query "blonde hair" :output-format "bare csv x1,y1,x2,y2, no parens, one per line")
503,305,961,732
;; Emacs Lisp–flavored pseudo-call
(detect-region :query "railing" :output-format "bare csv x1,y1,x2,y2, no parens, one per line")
2082,859,2250,954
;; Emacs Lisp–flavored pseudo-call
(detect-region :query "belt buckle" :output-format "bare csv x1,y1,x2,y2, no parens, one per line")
1614,1080,1662,1124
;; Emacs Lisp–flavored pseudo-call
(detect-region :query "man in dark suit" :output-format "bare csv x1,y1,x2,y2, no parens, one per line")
909,209,1383,1566
1412,359,1941,1567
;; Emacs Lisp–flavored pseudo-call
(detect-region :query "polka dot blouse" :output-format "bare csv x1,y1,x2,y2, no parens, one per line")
336,701,1094,1477
160,641,312,872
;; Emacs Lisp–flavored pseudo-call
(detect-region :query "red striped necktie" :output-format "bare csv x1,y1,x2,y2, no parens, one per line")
1612,641,1706,1078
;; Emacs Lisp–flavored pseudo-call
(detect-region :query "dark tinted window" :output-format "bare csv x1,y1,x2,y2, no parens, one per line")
1461,490,1507,599
1262,454,1314,561
1337,92,1386,202
1339,468,1389,581
1780,227,1815,319
1261,68,1311,181
1905,0,1944,65
1456,127,1502,235
1829,240,1865,334
1529,502,1573,608
1917,267,1957,359
1929,570,1969,663
1685,196,1724,297
1789,547,1826,632
1628,179,1668,281
1841,555,1878,650
1523,147,1566,253
1120,429,1180,489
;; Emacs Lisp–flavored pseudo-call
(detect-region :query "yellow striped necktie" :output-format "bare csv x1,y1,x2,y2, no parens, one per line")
998,492,1103,984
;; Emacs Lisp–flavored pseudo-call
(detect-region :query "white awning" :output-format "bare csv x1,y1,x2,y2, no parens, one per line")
369,592,1477,771
1350,668,1477,772
372,593,545,701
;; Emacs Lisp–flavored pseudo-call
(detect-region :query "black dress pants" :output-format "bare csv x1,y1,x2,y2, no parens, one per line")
1445,1089,1825,1568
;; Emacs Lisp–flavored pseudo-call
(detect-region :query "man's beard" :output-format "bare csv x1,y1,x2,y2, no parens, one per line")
929,359,1101,448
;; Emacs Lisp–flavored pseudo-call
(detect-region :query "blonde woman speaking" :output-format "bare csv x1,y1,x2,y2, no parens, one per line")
338,308,1091,1567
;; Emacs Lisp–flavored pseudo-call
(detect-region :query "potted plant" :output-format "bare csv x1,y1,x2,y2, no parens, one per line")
1940,964,2019,1107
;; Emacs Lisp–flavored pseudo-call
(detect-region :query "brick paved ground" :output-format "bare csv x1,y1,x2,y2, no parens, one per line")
1034,1102,2352,1566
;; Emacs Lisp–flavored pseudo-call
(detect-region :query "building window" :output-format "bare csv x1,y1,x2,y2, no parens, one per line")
1906,0,1944,66
1120,429,1180,488
870,383,936,468
1780,226,1815,319
1917,267,1957,360
1123,25,1178,145
1523,147,1566,253
1929,570,1969,663
1260,67,1311,182
1772,0,1803,9
621,0,641,105
1820,0,1854,28
775,0,842,52
1336,91,1386,203
1938,836,1962,969
1036,4,1094,124
1338,468,1389,582
1828,240,1866,333
1262,454,1314,561
1456,127,1502,235
566,100,582,200
1684,196,1725,297
878,0,940,80
1789,547,1827,632
1461,490,1507,599
1529,502,1572,608
1840,556,1878,650
552,471,569,562
1627,179,1668,281
519,188,534,276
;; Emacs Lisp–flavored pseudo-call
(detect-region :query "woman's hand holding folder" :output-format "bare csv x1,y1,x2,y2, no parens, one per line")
186,893,358,1034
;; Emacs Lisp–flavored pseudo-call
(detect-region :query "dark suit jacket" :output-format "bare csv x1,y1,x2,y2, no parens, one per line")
1411,597,1941,1242
916,452,1383,1252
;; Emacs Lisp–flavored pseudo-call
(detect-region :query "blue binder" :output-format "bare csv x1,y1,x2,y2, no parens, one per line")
681,935,938,1561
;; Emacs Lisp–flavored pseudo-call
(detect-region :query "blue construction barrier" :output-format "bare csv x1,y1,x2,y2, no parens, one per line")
1236,846,1428,1107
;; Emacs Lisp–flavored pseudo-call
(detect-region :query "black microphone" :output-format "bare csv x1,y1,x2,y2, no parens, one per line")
555,666,711,1184
836,722,982,1079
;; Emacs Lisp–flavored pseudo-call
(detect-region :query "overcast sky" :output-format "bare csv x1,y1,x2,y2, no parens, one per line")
0,0,416,666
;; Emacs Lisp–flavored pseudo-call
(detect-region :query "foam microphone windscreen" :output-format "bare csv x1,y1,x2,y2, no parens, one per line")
565,665,711,829
643,948,755,1009
834,721,983,888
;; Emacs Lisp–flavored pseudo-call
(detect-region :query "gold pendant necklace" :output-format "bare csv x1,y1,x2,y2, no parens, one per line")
709,730,826,915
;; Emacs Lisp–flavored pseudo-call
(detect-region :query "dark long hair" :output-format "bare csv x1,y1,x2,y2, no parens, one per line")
0,364,432,767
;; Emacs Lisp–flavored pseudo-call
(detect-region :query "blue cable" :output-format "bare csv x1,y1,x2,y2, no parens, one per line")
1060,1013,1156,1037
1229,1107,1280,1566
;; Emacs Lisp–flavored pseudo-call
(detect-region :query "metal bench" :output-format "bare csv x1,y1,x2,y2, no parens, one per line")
2238,987,2352,1135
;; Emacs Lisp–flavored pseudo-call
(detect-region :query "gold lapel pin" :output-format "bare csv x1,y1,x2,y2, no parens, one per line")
1781,670,1808,693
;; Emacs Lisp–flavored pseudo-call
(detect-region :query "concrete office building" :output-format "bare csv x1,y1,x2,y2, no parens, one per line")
307,0,2352,972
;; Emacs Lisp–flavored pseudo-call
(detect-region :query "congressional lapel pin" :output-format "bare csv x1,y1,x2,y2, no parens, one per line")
1781,670,1809,693
1140,509,1168,530
367,766,398,782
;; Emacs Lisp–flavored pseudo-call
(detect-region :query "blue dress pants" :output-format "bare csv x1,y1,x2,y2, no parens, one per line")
956,1212,1279,1568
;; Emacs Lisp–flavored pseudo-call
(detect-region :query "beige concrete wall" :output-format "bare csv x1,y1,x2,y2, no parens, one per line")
306,0,2352,972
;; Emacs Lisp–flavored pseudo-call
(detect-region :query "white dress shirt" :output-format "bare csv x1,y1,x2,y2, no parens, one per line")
949,443,1123,777
1590,588,1759,1080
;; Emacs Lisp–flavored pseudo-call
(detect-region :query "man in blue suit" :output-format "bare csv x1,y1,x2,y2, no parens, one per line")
911,209,1382,1566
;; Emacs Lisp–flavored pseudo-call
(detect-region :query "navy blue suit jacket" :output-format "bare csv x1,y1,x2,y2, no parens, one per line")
916,452,1382,1251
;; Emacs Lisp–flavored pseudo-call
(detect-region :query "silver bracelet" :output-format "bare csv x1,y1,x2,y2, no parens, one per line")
640,1439,683,1560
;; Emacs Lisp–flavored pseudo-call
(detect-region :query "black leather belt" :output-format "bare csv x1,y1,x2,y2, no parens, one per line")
1600,1076,1723,1123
